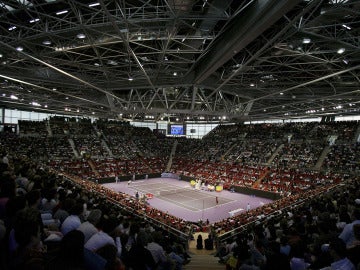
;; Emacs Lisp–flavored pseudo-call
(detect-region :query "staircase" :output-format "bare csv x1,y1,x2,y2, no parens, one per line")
87,159,100,178
68,138,80,158
46,119,53,136
313,145,331,170
266,144,284,165
101,139,113,157
353,123,360,143
221,141,238,161
252,169,270,188
166,140,178,171
185,232,224,270
183,254,224,270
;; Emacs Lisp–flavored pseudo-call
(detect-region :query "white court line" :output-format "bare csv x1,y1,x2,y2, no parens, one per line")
159,191,235,211
129,182,236,211
158,193,200,211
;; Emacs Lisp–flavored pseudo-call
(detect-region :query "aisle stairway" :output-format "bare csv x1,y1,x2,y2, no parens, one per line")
313,145,331,170
184,232,224,270
252,169,270,188
183,254,224,270
265,143,284,165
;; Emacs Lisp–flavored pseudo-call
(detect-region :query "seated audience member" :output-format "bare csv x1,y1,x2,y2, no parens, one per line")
279,236,291,256
46,229,85,270
96,244,125,270
85,215,122,257
165,244,185,270
320,238,355,270
0,172,16,220
77,209,102,243
9,208,46,270
40,188,58,213
338,208,360,248
146,231,171,269
263,241,291,270
53,197,75,225
122,231,156,270
46,229,107,270
60,202,83,236
346,224,360,267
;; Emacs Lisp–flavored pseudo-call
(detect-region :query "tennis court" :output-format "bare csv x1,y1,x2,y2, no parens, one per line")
130,182,234,211
104,178,273,223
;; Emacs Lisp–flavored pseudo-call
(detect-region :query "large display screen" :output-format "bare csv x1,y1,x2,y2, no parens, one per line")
169,124,185,135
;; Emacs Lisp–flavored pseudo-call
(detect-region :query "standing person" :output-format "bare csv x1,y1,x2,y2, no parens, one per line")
196,234,203,250
247,203,251,212
216,196,219,206
115,175,119,184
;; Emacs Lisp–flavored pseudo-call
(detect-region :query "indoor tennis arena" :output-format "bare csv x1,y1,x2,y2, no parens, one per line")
0,1,360,270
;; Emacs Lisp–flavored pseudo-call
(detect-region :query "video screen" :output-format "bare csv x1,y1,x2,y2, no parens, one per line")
169,124,184,135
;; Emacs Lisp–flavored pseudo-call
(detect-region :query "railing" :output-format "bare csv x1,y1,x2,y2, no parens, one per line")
56,171,189,242
217,182,343,243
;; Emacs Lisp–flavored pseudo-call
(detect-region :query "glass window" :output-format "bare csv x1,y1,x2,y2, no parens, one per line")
21,111,31,119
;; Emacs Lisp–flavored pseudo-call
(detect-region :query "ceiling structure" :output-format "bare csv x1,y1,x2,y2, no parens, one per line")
0,0,360,123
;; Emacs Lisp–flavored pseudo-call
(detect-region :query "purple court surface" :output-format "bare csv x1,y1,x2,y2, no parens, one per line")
103,178,273,223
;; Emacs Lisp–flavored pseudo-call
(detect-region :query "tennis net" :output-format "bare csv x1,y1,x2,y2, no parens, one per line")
158,188,191,196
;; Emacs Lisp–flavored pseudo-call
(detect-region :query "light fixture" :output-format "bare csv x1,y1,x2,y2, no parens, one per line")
8,26,16,31
16,46,23,52
107,60,118,65
302,38,311,44
42,40,52,45
173,72,177,76
56,10,68,15
89,2,100,7
31,101,41,107
29,18,40,23
0,54,2,58
337,48,345,54
250,83,255,87
76,33,86,39
280,92,284,95
10,95,18,100
128,76,134,81
342,24,351,30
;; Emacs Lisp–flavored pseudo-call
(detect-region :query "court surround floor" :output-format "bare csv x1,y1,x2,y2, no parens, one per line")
103,178,273,223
